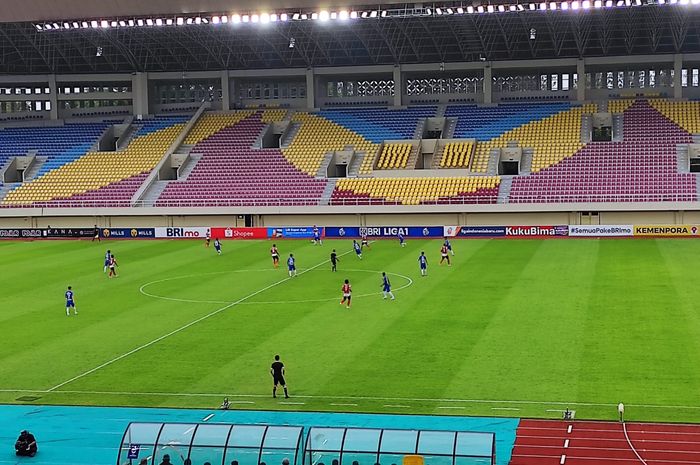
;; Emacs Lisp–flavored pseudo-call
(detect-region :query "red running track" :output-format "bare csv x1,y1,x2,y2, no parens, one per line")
510,419,700,464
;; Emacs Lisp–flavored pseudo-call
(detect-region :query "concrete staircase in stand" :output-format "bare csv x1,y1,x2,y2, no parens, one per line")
139,181,170,207
319,178,337,205
520,148,534,175
497,176,513,204
348,151,366,177
612,114,624,142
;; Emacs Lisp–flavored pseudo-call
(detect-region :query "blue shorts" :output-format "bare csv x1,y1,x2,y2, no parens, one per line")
66,300,75,307
420,264,427,269
383,285,391,292
355,249,361,255
104,259,110,266
288,265,295,271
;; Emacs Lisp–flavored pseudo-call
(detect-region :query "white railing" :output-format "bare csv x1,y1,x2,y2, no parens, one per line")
0,193,698,209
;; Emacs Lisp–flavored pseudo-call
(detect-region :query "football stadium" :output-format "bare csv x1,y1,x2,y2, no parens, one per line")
4,0,700,464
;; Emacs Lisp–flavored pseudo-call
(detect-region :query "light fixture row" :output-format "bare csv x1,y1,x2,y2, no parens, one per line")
33,0,695,32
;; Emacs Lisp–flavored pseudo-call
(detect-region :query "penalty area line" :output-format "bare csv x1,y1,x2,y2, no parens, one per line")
45,250,354,393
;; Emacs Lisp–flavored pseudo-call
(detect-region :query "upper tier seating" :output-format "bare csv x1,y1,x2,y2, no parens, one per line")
156,113,328,207
0,122,110,179
283,113,378,175
439,142,474,168
648,99,700,133
509,99,696,203
2,116,188,206
376,143,412,169
318,107,436,143
470,104,596,173
608,99,636,114
184,112,254,145
331,176,500,205
445,103,572,141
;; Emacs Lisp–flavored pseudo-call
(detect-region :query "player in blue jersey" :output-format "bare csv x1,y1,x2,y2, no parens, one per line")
103,249,111,273
443,237,455,256
381,272,395,300
287,253,297,277
312,225,322,245
214,238,222,255
353,239,362,259
418,251,428,276
398,231,406,247
65,286,77,316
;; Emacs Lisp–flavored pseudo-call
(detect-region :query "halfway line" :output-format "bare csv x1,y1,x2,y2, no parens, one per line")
46,250,353,392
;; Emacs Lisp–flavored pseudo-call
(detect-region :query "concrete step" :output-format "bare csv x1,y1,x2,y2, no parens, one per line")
140,180,170,206
413,119,426,139
281,122,301,148
677,145,690,172
520,149,534,175
442,117,457,139
22,156,48,182
581,114,592,144
612,114,624,142
405,144,420,169
316,152,334,178
178,154,203,180
486,148,500,176
497,176,513,204
319,178,337,206
348,152,366,177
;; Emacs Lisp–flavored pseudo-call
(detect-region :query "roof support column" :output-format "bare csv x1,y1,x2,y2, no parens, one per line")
221,69,230,111
577,59,586,102
483,65,492,104
674,54,683,99
306,68,315,109
393,65,402,107
132,72,149,117
48,74,58,120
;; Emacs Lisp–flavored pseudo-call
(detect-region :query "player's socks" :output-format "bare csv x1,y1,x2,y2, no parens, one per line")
273,387,277,398
66,309,70,316
284,387,289,398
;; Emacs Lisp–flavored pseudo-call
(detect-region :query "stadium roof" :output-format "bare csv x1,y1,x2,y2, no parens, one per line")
2,3,700,74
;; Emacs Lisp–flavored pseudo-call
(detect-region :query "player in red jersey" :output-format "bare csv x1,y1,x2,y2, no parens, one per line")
108,255,119,277
270,244,280,268
439,244,451,266
340,279,352,308
361,233,370,249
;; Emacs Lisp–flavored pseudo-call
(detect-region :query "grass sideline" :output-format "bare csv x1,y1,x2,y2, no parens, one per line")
1,237,699,423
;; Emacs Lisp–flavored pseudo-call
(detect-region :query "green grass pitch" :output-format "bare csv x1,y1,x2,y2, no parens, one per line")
1,237,700,423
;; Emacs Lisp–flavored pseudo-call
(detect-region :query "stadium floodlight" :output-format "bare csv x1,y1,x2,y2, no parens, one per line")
583,0,592,7
82,21,90,28
301,13,308,19
280,13,289,21
659,0,666,4
221,15,228,23
292,12,300,20
232,14,241,23
476,5,484,13
202,17,209,23
446,8,454,14
540,2,547,10
176,17,184,25
457,6,464,13
63,22,70,29
146,18,154,26
43,24,52,30
137,18,145,26
311,12,318,19
35,24,44,31
91,20,99,28
251,14,260,22
73,21,80,28
436,7,443,14
361,10,369,17
605,0,613,6
339,10,349,20
318,10,329,20
594,0,602,7
529,3,537,10
550,2,558,9
370,10,378,17
194,16,202,24
498,5,506,11
381,10,388,17
488,4,496,12
680,0,689,4
467,6,474,13
670,0,678,4
561,1,569,9
100,20,109,28
517,4,526,10
330,12,337,19
155,18,163,26
212,15,220,23
118,20,126,26
636,0,643,4
166,18,173,25
269,14,276,22
572,1,580,9
350,11,358,18
242,14,250,22
426,7,432,14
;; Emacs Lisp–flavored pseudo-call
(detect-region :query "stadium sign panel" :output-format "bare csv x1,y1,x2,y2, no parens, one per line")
633,225,700,236
568,225,633,237
324,226,444,238
268,227,319,238
505,226,569,237
102,228,155,238
154,227,210,238
444,226,506,237
211,227,267,239
0,228,43,238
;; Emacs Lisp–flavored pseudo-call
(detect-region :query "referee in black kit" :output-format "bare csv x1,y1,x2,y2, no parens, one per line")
271,354,289,399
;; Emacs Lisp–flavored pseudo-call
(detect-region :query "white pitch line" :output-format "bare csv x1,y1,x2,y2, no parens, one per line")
330,403,358,407
47,251,354,392
491,407,520,411
384,404,410,408
437,406,465,410
279,402,305,405
7,387,700,412
202,413,215,422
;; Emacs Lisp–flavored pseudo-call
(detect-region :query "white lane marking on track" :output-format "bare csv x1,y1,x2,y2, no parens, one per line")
567,425,573,434
140,269,413,305
47,251,355,392
623,422,649,465
202,413,215,422
7,388,700,412
564,439,569,448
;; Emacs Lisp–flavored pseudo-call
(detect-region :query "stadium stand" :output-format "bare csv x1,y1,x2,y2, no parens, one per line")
1,116,188,206
648,99,700,133
184,111,254,145
156,113,328,206
509,99,696,203
283,112,378,175
468,104,596,173
376,143,413,169
318,107,436,143
438,141,474,168
331,176,500,205
608,99,637,114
